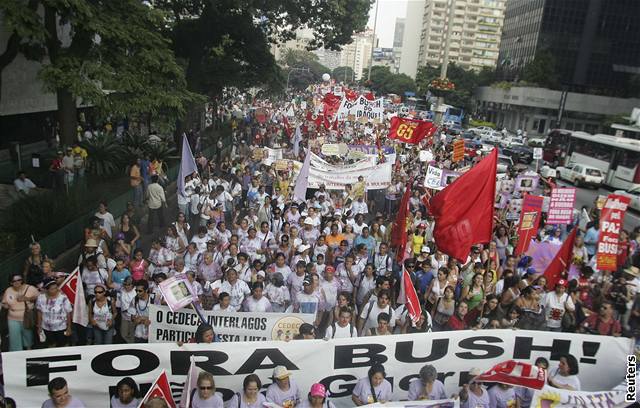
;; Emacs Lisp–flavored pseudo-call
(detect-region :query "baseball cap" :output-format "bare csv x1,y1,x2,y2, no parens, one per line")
325,266,335,273
556,279,568,287
303,276,313,286
310,383,327,398
43,277,57,288
273,366,291,380
303,217,314,225
421,245,431,254
257,270,266,278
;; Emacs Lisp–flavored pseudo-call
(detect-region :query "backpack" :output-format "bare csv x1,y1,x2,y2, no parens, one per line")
364,300,391,325
330,322,355,339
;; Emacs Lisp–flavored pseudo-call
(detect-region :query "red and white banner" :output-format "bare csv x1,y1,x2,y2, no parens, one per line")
514,194,544,255
473,360,546,390
396,267,422,325
596,194,631,271
138,370,176,408
388,117,436,145
60,267,88,327
547,187,576,224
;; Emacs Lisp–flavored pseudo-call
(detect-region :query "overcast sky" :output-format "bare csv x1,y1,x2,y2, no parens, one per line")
368,0,409,48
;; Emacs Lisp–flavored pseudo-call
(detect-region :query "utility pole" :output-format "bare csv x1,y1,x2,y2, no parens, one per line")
434,0,456,125
367,0,380,82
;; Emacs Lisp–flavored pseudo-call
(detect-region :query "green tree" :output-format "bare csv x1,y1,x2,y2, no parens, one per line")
522,50,560,89
333,66,355,84
0,0,201,145
156,0,371,97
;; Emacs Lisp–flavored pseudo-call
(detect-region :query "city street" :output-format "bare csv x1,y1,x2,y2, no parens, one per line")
556,179,639,230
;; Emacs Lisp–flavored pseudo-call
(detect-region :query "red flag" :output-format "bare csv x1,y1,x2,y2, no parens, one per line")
60,267,88,326
138,370,176,408
397,267,422,324
542,227,577,288
514,194,544,255
430,149,497,262
473,360,546,390
421,191,432,215
391,182,412,262
282,116,293,139
322,93,342,118
364,91,375,101
388,117,436,145
345,89,358,101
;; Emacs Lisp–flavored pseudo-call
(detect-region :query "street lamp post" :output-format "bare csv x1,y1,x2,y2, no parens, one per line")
286,67,311,94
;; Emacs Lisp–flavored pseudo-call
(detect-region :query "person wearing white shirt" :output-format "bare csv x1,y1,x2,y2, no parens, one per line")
543,280,574,331
95,202,116,239
325,307,358,339
352,215,368,236
352,196,369,215
14,171,36,195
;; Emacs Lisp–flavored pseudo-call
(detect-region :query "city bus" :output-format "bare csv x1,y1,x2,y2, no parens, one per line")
544,129,640,190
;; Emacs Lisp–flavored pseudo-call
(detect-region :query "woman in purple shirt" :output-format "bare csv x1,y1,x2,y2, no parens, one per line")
352,364,393,405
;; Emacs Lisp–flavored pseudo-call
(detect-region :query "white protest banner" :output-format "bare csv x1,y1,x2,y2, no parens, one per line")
292,153,392,190
530,385,628,408
363,399,458,407
353,96,384,122
418,150,434,162
158,274,198,312
264,147,284,161
149,304,315,343
547,187,577,224
3,330,631,408
425,165,444,190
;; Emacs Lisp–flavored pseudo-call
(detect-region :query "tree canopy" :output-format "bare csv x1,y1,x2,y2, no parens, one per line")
365,66,416,95
415,63,495,112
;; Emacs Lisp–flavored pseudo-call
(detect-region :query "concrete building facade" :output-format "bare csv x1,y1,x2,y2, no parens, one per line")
474,86,640,136
416,0,507,72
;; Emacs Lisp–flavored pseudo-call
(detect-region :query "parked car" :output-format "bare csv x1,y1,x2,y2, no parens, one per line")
501,136,525,148
557,164,604,188
614,186,640,212
480,130,503,144
468,126,494,134
502,146,534,164
539,165,557,179
497,155,514,173
528,137,546,147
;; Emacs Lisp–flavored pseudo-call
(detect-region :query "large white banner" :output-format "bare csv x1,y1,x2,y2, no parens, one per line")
530,385,629,407
337,96,384,122
2,331,631,408
149,304,315,343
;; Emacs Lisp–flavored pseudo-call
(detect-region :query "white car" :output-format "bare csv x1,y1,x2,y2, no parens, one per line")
501,136,525,148
497,155,514,173
614,186,640,212
557,164,604,188
539,165,557,179
467,126,494,134
480,130,502,144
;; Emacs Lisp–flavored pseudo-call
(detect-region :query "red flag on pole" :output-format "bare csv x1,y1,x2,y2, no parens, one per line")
388,117,436,145
542,227,577,288
397,267,422,324
473,360,546,390
391,182,412,262
430,149,497,262
322,93,342,118
138,370,176,408
60,267,88,327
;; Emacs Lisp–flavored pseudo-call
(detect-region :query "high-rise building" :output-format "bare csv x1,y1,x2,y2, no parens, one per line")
416,0,507,72
497,0,640,93
339,30,375,80
393,18,405,48
399,0,426,78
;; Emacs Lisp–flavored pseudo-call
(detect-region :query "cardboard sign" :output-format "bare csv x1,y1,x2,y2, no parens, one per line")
596,194,631,271
452,139,465,162
547,188,576,224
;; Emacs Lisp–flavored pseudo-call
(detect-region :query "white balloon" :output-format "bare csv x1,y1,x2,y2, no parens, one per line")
322,73,330,82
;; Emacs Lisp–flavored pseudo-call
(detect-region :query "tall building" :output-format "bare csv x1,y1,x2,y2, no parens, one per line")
497,0,640,93
339,30,375,81
399,0,426,78
392,18,405,74
270,28,314,63
314,48,342,71
416,0,507,72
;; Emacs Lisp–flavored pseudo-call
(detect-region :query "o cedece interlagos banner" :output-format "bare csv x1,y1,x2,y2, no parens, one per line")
2,330,632,407
149,304,315,343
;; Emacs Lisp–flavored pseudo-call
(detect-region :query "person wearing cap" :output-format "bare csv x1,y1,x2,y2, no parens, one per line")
298,383,335,408
293,276,320,319
458,367,489,408
300,217,320,246
36,277,72,347
407,364,446,401
266,366,301,408
542,278,575,332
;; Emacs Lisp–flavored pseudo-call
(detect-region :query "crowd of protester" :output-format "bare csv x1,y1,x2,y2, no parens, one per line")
2,87,639,407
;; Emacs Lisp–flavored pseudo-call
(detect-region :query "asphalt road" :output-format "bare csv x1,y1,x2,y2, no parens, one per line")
555,179,639,231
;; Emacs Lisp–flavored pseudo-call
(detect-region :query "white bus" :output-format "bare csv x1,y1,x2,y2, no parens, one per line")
545,130,640,190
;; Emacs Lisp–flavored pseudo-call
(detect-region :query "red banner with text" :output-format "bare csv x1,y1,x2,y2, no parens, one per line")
388,117,436,144
515,194,544,255
596,194,630,271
